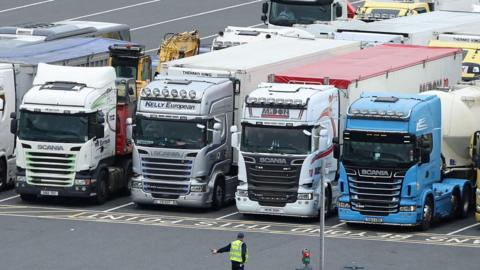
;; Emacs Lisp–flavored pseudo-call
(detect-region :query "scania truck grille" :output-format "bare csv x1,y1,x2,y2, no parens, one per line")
347,168,404,216
26,152,76,186
245,157,303,207
141,156,193,197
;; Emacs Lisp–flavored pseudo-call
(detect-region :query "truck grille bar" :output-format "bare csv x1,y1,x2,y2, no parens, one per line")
245,156,304,207
26,152,76,187
140,156,193,196
347,167,405,216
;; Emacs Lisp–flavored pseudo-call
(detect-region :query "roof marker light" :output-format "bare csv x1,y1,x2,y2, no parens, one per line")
171,89,178,97
180,89,187,98
162,88,169,97
189,90,196,99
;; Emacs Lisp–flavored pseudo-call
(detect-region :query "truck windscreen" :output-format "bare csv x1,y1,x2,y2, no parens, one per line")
241,124,311,155
18,111,89,143
134,116,206,149
269,1,332,26
342,131,416,167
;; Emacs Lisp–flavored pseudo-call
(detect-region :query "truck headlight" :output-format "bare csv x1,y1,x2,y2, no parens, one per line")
337,201,350,208
131,180,143,189
16,176,26,182
236,190,248,197
399,205,417,212
190,185,206,192
74,179,92,186
298,193,313,200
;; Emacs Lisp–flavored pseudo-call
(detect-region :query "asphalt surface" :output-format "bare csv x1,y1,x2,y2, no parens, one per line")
1,0,480,270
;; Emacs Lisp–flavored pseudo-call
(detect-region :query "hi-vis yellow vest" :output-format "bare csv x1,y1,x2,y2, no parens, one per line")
229,240,248,263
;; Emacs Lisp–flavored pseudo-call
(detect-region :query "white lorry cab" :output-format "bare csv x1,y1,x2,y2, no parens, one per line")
261,0,354,28
13,64,135,203
234,83,340,217
0,38,126,191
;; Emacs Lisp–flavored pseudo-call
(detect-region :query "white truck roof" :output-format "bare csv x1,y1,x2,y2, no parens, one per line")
212,26,315,49
162,37,360,73
337,11,480,44
33,63,116,89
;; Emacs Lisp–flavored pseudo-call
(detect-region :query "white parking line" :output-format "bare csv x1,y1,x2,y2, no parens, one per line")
215,211,239,220
131,0,263,31
143,23,264,54
0,195,20,203
350,0,365,5
102,202,134,213
64,0,162,21
446,223,480,236
331,222,346,228
0,0,54,13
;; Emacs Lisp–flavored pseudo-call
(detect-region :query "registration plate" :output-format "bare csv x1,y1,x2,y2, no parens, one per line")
40,190,59,196
260,207,284,214
153,199,178,205
365,217,383,223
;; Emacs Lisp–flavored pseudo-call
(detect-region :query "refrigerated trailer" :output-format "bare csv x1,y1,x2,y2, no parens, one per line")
335,11,480,46
274,44,463,124
0,38,127,191
129,37,361,208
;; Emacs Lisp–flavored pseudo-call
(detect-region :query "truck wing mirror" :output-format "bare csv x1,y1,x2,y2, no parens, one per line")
332,137,340,159
336,4,343,18
420,149,430,164
97,111,105,124
0,98,4,111
262,2,268,14
10,118,17,134
213,122,222,131
95,124,105,139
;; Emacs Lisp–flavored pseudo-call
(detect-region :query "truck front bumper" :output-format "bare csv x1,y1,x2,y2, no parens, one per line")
15,181,97,198
338,207,420,226
131,187,212,208
235,196,319,218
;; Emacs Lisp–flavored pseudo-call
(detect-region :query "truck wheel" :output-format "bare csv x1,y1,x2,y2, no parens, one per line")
450,189,461,220
460,186,472,219
324,187,332,217
20,194,36,202
420,197,434,231
211,178,225,210
94,170,109,205
0,159,6,191
121,160,133,196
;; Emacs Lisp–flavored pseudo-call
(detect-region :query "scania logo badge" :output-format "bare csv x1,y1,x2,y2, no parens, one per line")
37,145,64,151
259,157,287,164
359,169,390,177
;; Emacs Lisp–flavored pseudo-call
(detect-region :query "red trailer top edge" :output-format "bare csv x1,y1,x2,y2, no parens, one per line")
274,44,462,89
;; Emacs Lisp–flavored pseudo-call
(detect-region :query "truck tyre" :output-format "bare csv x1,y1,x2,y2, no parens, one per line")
0,159,6,191
93,170,109,205
211,178,225,210
460,186,472,219
20,193,36,202
420,197,434,231
121,160,133,196
450,189,461,220
324,187,332,217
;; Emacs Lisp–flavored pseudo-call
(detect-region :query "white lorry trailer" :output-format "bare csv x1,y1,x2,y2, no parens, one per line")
335,11,480,46
129,37,360,208
0,37,127,191
12,64,135,203
234,83,340,217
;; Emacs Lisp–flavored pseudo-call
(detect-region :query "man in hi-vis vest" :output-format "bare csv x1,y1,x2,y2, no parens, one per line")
211,232,248,270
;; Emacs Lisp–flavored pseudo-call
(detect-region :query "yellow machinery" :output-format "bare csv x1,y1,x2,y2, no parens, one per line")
156,29,200,75
429,40,480,81
108,44,152,95
355,0,433,22
470,131,480,222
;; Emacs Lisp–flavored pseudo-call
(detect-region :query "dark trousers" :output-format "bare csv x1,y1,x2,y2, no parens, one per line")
231,261,244,270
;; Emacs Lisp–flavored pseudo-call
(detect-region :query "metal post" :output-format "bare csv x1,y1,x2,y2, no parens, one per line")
319,158,326,270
